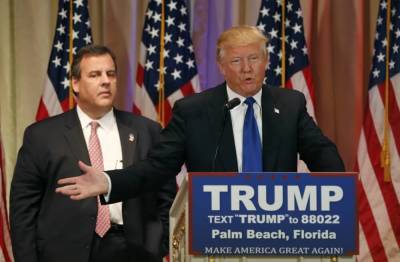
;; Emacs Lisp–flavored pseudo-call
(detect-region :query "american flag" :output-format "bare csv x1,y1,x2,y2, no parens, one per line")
0,136,13,262
356,0,400,261
36,0,92,121
256,0,315,172
133,0,200,126
256,0,315,117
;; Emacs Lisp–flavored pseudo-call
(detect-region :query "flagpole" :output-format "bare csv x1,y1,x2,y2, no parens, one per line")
158,0,166,127
68,0,74,109
381,0,391,182
281,0,286,87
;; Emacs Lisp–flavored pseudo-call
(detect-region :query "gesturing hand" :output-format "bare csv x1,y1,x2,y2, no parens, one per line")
56,161,109,200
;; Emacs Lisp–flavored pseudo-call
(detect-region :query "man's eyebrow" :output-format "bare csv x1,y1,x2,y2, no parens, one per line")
87,70,101,74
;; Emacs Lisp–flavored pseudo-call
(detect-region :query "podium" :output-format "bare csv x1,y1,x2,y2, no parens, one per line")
169,173,356,262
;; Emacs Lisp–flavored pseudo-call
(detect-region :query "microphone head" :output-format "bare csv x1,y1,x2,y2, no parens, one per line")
224,98,241,110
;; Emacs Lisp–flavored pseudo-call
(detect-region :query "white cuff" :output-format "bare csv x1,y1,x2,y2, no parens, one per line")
102,171,112,202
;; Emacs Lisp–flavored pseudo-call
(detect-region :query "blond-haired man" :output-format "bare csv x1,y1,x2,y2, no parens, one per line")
56,26,344,204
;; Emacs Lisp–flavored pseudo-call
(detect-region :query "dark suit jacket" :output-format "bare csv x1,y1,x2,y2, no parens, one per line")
107,84,344,203
10,109,176,262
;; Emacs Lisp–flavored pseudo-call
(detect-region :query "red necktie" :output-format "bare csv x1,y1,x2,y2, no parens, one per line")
88,121,110,237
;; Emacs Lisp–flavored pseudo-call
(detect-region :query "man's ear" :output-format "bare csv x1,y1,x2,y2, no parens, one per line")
72,78,79,94
217,61,226,76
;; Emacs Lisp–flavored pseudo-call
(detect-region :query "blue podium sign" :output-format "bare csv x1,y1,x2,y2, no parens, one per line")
188,172,358,256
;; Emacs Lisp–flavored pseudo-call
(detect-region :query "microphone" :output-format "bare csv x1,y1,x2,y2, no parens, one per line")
224,97,240,110
212,98,241,171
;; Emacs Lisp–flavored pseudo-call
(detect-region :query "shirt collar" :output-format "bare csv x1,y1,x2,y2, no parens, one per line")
76,106,115,132
226,84,262,107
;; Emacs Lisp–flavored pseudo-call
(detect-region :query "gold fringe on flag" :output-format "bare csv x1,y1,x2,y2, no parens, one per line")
280,0,286,87
68,0,74,109
381,0,391,182
158,0,166,127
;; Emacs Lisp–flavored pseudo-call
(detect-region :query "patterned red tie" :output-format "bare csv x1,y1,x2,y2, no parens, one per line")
88,121,111,237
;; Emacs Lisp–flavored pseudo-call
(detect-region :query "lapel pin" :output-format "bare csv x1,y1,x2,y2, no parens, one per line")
128,133,135,142
274,108,280,114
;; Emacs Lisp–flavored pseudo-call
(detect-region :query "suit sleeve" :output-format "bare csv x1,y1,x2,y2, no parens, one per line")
296,93,345,171
108,102,185,202
10,127,45,262
156,177,176,256
148,121,177,256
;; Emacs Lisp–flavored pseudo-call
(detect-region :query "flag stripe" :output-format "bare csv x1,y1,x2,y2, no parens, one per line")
378,81,400,154
36,98,50,120
370,85,400,202
166,88,184,106
285,79,294,89
359,183,388,261
358,224,374,262
191,75,201,93
290,68,315,119
358,92,400,260
180,81,196,96
392,74,400,108
136,64,145,87
0,136,13,261
134,81,158,120
358,132,390,262
364,96,400,249
290,67,314,102
358,226,375,262
300,65,315,102
41,77,64,118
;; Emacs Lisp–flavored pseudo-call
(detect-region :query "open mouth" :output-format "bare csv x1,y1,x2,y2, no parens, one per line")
244,77,254,84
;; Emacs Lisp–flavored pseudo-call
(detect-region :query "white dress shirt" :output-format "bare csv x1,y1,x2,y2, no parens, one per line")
77,106,124,224
226,86,263,172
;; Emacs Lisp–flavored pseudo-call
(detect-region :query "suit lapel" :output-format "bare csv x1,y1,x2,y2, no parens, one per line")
262,86,281,171
64,109,91,167
114,110,138,167
207,84,238,171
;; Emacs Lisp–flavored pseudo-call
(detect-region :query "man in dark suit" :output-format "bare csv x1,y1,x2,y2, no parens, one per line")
10,45,176,262
56,26,344,204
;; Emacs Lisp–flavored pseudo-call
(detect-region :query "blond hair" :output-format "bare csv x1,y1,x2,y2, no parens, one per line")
216,25,268,61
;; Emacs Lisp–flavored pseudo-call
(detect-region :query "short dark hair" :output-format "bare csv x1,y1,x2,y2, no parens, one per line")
71,45,117,79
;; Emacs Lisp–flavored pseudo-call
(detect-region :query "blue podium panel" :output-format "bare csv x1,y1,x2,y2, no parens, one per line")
188,172,358,256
